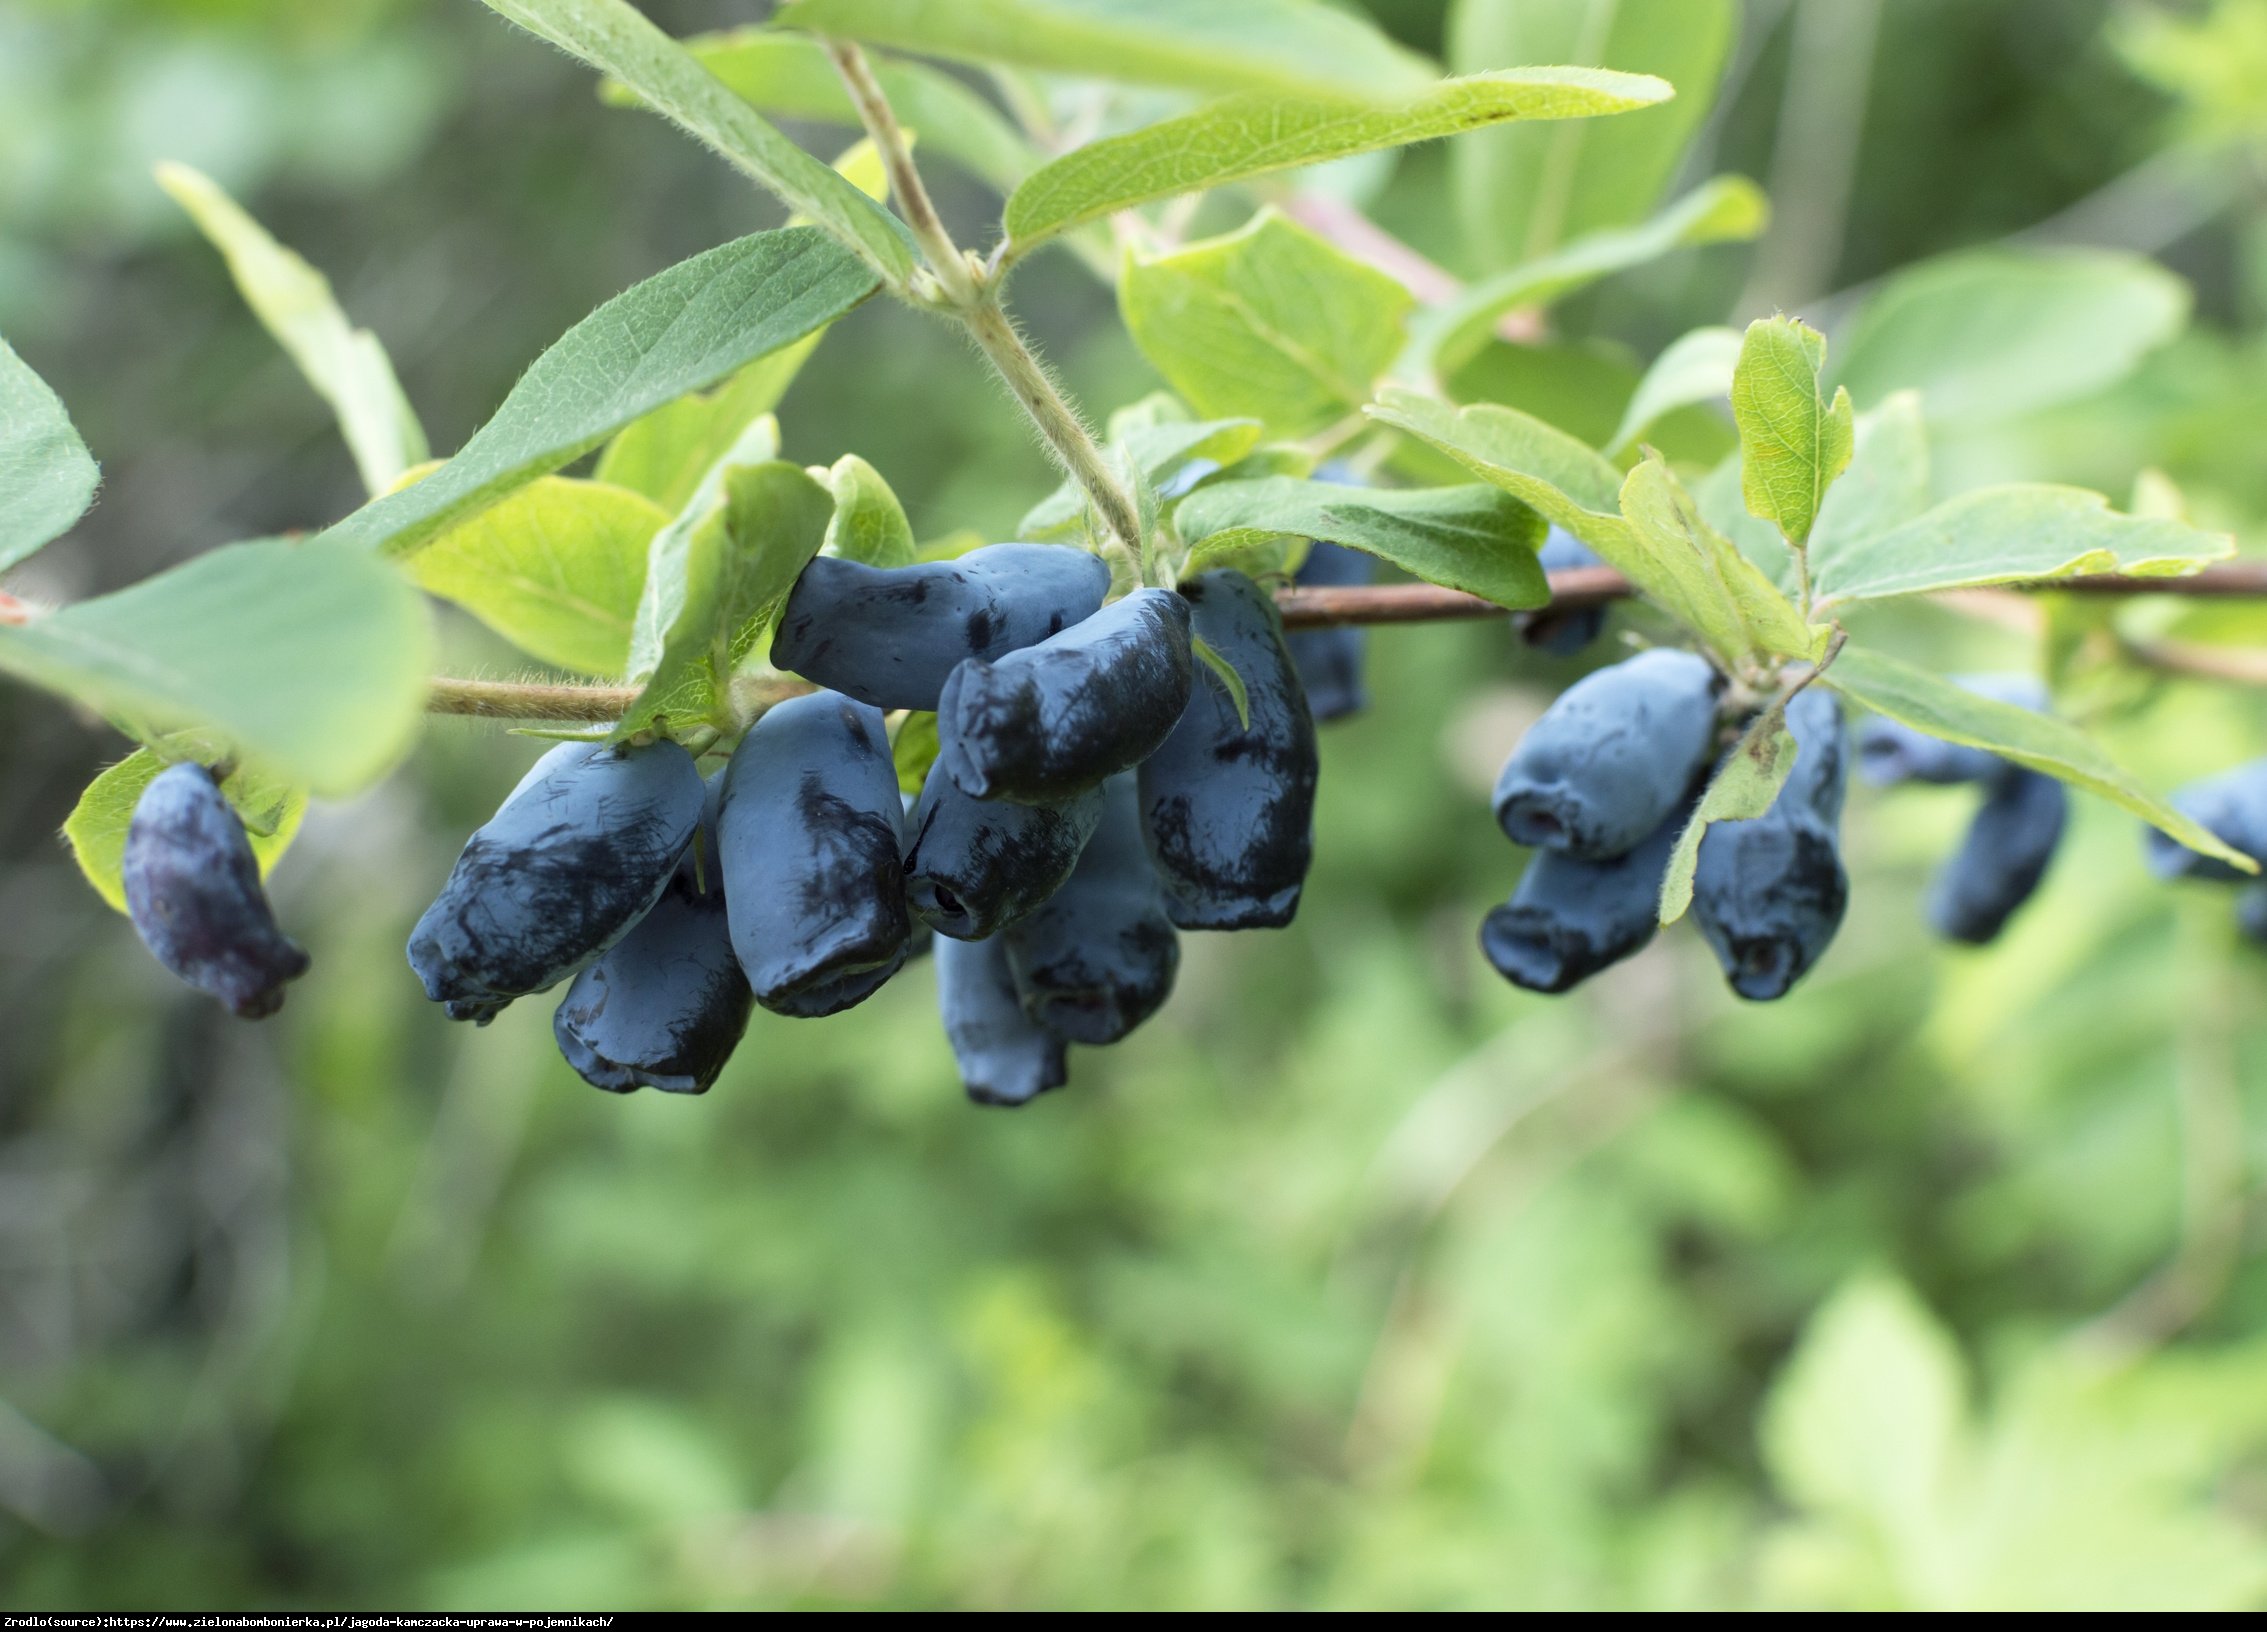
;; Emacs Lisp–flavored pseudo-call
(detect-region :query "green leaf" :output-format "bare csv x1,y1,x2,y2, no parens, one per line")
1659,704,1798,924
1449,0,1737,271
157,162,428,498
1625,456,1820,666
1813,485,2234,610
315,228,875,558
1822,643,2255,872
1806,392,1932,578
1762,1277,1969,1553
616,446,835,741
1734,316,1854,553
1003,67,1673,254
1831,248,2189,423
822,454,916,567
406,477,667,677
606,28,1038,194
774,0,1437,100
1191,634,1252,732
0,333,101,571
593,349,810,514
1415,177,1768,376
478,0,913,283
64,749,307,915
891,709,941,796
1606,325,1742,455
1172,477,1547,609
0,540,431,796
1020,417,1263,540
1121,210,1414,438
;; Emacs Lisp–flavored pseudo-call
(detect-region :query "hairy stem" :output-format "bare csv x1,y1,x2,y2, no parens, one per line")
822,37,1145,556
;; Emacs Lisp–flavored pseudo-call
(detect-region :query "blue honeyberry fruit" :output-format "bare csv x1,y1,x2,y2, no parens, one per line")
1284,540,1372,725
719,689,912,1017
1002,773,1179,1046
408,739,705,1018
1480,794,1691,993
936,932,1070,1107
936,587,1195,805
2144,758,2267,883
1927,767,2067,946
1691,687,1850,1001
903,762,1105,941
1856,675,2047,787
1138,569,1318,930
553,775,753,1094
1515,528,1609,657
770,543,1112,712
123,762,310,1019
1493,648,1723,858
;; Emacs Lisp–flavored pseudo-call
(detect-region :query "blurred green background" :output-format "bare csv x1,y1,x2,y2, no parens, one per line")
5,0,2267,1610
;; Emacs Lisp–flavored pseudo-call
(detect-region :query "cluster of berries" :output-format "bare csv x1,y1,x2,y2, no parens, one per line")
1482,646,1850,1001
400,542,1320,1103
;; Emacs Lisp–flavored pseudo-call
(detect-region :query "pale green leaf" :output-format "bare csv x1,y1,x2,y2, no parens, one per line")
0,540,431,796
64,749,307,915
1813,485,2235,610
1121,210,1413,438
1831,249,2189,423
1807,392,1932,578
605,28,1037,193
1659,708,1797,925
1606,325,1742,455
1417,177,1767,376
774,0,1436,99
315,228,874,558
478,0,913,282
891,709,941,796
822,454,916,567
1004,67,1673,253
407,477,667,677
0,333,100,571
1020,417,1263,540
1191,633,1252,732
617,449,835,740
1450,0,1737,270
1622,455,1821,667
593,348,809,514
1761,1277,1969,1554
1172,476,1547,609
1734,316,1853,553
1823,644,2256,871
157,162,428,497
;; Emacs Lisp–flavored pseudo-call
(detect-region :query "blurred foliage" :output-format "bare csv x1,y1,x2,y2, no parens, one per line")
4,0,2267,1611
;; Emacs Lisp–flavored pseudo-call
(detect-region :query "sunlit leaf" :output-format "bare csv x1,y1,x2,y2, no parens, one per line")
64,749,307,915
1733,316,1853,552
822,454,916,568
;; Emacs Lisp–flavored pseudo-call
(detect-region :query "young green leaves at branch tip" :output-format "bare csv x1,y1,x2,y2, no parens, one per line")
0,334,100,572
316,228,875,559
1732,316,1853,558
477,0,913,283
1003,67,1674,256
157,163,428,497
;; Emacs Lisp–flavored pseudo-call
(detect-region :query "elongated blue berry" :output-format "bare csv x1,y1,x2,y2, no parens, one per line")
1928,768,2066,945
409,740,704,1017
124,763,309,1018
1285,541,1371,724
1139,570,1318,929
554,777,752,1094
1514,528,1608,657
1481,796,1689,993
937,588,1194,805
936,932,1070,1107
904,765,1103,942
1002,775,1178,1045
2144,758,2267,882
1494,648,1722,858
770,543,1111,711
1691,687,1849,1001
719,690,910,1017
1857,676,2047,787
